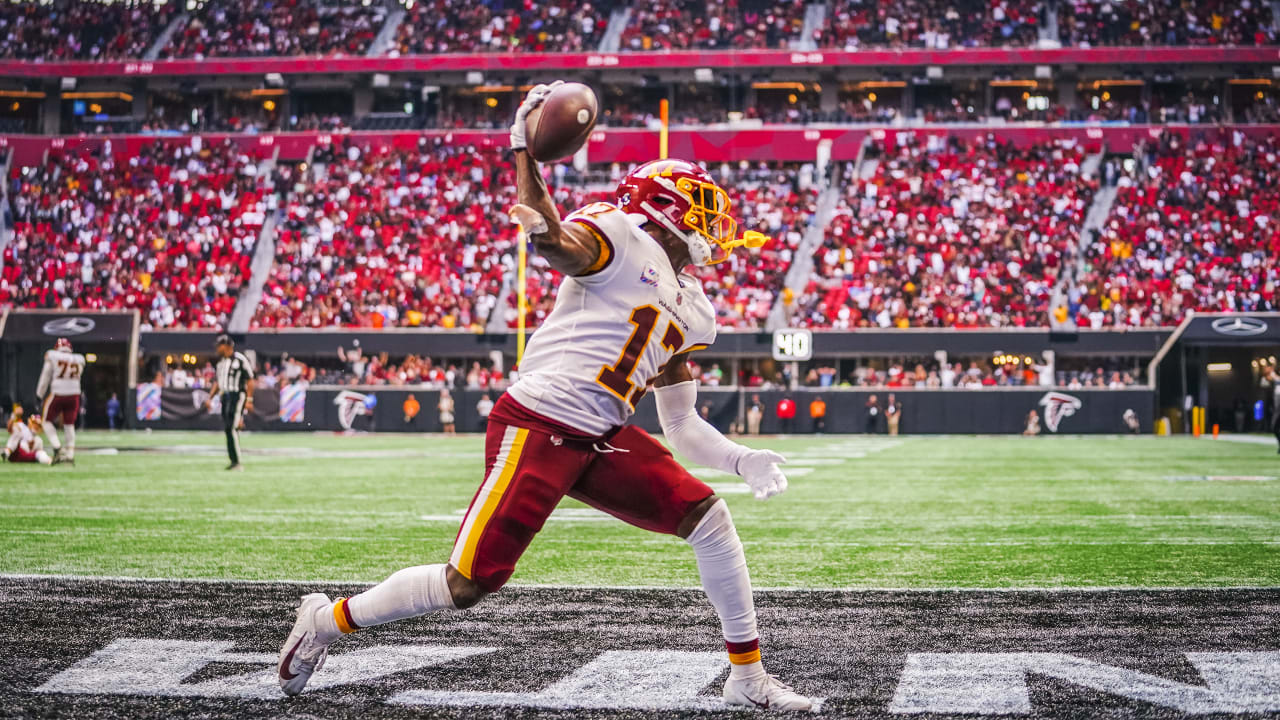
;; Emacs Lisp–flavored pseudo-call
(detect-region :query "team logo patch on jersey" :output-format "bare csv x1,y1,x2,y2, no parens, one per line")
640,263,660,288
1038,392,1083,433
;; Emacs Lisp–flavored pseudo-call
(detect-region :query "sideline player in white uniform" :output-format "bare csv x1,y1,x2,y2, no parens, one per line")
277,82,812,711
36,338,85,464
4,413,53,465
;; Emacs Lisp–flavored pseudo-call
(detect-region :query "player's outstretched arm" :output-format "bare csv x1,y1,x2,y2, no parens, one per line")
654,356,789,500
509,83,600,277
510,158,599,276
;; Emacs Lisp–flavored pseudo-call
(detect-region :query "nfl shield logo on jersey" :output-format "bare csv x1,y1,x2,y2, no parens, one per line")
640,262,660,288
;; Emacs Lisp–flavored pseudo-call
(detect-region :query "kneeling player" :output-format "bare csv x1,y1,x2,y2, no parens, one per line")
277,83,813,711
5,414,53,465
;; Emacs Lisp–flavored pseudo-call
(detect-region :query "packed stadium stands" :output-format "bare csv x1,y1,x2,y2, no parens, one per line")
791,135,1094,328
392,0,608,54
821,0,1045,49
1056,0,1276,47
3,0,1276,63
1,0,1279,340
5,129,1280,330
1072,131,1280,327
253,139,517,330
3,139,273,328
161,0,387,58
0,0,178,60
620,0,808,50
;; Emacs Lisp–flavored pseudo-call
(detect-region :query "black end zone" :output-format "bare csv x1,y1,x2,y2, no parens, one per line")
2,577,1277,719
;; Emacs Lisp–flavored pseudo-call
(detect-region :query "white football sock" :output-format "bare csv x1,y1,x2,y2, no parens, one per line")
63,425,75,456
685,499,766,680
43,423,61,450
36,450,52,465
317,564,455,644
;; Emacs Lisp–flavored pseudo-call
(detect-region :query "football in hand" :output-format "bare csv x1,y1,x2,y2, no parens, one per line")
525,82,598,163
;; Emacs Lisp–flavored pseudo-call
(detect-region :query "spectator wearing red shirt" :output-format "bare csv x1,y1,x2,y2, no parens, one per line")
776,396,797,434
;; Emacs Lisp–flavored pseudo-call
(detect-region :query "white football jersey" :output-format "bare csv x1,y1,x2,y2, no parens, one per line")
507,203,718,435
38,349,86,397
6,421,40,454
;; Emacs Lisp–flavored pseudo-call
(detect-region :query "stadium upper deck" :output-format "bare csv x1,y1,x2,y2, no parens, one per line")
0,0,1274,71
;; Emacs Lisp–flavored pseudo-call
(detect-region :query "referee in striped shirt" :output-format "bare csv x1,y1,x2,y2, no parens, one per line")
208,334,255,471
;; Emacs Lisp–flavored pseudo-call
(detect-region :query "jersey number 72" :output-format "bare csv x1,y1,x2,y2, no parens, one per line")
56,361,81,380
597,305,684,410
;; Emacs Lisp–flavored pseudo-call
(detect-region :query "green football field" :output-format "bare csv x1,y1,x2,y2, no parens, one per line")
1,431,1277,589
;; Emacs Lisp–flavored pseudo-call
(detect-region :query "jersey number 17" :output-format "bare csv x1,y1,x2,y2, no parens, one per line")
597,305,684,410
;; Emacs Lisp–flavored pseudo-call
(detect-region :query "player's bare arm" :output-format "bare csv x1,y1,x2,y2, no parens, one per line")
510,152,600,276
654,352,695,388
508,82,600,277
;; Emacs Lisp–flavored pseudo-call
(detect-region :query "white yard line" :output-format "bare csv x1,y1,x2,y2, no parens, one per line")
1,527,1275,547
0,571,1274,594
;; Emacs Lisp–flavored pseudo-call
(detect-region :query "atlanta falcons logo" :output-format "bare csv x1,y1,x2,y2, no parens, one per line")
1038,391,1083,433
334,390,376,430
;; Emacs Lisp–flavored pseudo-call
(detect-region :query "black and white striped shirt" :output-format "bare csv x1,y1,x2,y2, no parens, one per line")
216,352,254,394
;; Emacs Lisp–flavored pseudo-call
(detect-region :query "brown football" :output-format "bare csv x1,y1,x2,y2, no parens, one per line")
525,82,598,163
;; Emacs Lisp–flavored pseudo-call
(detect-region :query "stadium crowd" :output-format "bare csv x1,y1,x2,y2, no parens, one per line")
2,0,1276,62
0,0,177,60
392,0,607,54
2,138,274,329
792,134,1095,329
620,0,808,50
822,0,1046,49
1057,0,1276,47
250,139,809,330
4,131,1278,331
253,138,515,330
1070,130,1279,327
161,0,387,58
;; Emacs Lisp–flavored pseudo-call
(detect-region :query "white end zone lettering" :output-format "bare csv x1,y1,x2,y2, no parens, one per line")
35,639,494,700
890,651,1280,715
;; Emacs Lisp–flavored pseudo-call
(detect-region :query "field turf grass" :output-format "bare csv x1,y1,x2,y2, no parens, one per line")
1,430,1277,588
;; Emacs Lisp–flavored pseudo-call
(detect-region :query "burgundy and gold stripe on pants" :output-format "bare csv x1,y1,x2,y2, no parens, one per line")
449,426,530,580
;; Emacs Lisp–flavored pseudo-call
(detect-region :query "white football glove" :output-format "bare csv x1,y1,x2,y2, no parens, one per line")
509,80,563,151
737,449,788,500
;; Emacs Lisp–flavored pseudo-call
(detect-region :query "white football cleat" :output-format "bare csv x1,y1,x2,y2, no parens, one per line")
724,673,815,712
277,592,333,696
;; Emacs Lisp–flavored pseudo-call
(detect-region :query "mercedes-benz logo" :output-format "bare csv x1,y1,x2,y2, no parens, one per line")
41,317,96,336
1210,317,1268,336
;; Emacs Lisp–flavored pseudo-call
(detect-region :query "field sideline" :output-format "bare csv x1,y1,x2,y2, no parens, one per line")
2,430,1277,589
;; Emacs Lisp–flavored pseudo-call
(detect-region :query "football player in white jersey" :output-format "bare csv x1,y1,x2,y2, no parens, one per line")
277,82,812,711
4,412,53,465
36,338,85,465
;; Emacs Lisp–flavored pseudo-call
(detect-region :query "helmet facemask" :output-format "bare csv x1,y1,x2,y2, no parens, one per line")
642,175,742,266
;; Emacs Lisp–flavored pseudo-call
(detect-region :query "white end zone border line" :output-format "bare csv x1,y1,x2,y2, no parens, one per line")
1,572,1275,594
